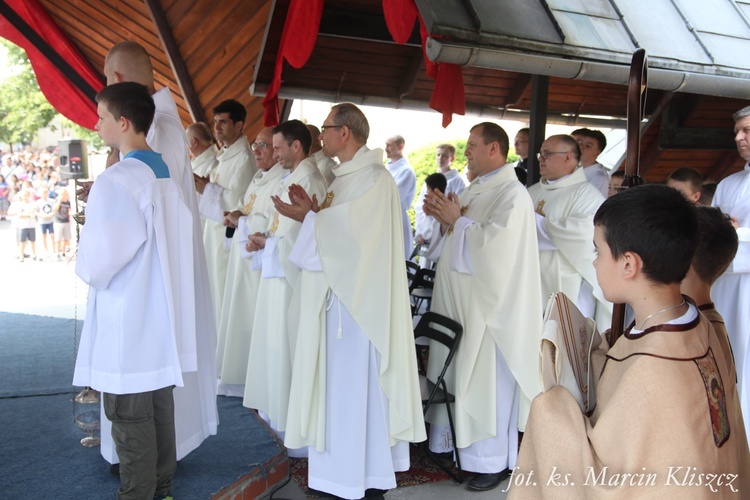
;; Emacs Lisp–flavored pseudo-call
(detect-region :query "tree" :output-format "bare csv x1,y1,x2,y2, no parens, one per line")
0,40,57,151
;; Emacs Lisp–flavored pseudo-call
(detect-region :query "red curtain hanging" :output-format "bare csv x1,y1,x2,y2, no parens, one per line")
0,0,104,130
263,0,325,126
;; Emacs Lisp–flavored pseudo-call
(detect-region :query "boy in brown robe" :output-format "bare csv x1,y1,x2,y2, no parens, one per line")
510,184,749,499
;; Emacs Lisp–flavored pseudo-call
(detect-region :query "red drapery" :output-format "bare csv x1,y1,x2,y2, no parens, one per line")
0,0,104,130
263,0,465,128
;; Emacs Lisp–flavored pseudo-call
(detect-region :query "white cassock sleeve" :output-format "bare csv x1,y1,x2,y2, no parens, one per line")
288,211,323,272
414,184,428,237
535,212,558,251
732,227,750,273
449,216,476,274
76,175,147,290
261,236,285,278
199,182,225,222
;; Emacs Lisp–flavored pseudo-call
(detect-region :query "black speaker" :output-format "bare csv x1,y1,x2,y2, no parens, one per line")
59,139,89,180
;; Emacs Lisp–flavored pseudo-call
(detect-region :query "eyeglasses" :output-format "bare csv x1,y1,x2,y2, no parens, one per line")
536,151,569,160
251,142,269,151
320,124,344,133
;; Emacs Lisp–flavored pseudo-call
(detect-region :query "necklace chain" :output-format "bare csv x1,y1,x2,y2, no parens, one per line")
637,299,686,330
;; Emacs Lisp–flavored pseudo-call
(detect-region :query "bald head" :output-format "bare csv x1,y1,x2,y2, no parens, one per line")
186,122,214,158
104,41,154,91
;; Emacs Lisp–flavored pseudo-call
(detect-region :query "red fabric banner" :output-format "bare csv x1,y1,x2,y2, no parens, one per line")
263,0,325,126
0,0,104,130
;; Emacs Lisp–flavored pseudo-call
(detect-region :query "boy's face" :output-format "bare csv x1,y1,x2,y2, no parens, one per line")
666,179,700,203
95,102,120,149
593,225,622,303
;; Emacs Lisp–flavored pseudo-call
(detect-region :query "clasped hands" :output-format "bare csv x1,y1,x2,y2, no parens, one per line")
272,183,319,223
423,189,461,235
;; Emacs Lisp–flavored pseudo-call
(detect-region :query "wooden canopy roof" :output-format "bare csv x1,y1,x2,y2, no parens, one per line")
28,0,750,182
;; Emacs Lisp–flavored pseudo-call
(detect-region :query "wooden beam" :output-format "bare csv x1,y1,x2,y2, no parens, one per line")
638,136,662,177
704,150,741,182
144,0,206,124
398,50,423,100
658,127,736,150
505,74,531,108
527,75,549,186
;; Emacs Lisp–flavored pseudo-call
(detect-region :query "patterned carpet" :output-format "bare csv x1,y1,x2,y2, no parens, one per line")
290,443,456,497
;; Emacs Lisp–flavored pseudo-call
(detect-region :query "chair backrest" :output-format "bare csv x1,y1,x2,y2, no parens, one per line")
414,311,463,379
410,268,435,293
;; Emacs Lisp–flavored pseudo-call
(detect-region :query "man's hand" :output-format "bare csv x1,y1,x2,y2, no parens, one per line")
76,180,93,203
245,232,267,252
272,183,319,222
224,210,242,228
425,189,461,227
194,174,209,194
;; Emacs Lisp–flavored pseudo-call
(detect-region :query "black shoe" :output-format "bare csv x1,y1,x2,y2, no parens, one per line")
109,463,120,476
364,488,389,498
467,469,510,491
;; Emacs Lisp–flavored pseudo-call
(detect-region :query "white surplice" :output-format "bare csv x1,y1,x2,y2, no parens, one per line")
191,145,218,230
425,165,543,467
284,147,425,499
101,88,218,464
216,163,285,394
74,157,195,394
583,162,609,198
200,137,256,331
386,156,416,257
712,164,750,435
528,167,612,332
414,169,466,241
243,158,327,447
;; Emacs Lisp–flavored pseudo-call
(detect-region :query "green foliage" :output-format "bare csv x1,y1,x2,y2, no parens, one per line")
0,41,56,150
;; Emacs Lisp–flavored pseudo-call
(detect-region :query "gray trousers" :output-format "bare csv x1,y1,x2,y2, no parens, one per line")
104,386,176,500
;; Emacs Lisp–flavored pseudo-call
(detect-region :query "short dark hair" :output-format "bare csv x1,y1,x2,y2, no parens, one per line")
213,99,247,125
692,207,738,284
610,170,625,179
96,82,154,134
273,119,312,156
470,122,509,158
552,134,581,162
594,184,698,284
667,167,702,193
425,173,447,193
572,127,607,152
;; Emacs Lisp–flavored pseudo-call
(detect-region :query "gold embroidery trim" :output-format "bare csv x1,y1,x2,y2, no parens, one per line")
535,199,546,216
269,211,280,236
241,194,257,215
319,191,335,210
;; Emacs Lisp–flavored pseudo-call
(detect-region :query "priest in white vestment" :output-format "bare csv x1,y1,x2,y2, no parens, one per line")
215,127,284,396
385,135,417,258
711,105,750,434
187,122,218,230
243,120,327,455
274,103,425,499
572,128,610,197
196,99,257,332
98,41,217,467
414,143,466,265
423,122,543,492
528,135,611,333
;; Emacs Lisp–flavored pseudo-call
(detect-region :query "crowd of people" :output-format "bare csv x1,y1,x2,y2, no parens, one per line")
64,39,748,500
1,150,73,261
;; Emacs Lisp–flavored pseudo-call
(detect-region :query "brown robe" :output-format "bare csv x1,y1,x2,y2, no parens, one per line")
510,310,750,499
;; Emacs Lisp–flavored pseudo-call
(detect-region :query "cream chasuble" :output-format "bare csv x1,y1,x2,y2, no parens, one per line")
511,311,750,499
284,147,426,452
216,163,285,388
244,158,327,429
191,145,219,177
712,165,750,436
201,137,256,331
527,167,612,332
100,88,218,465
426,164,543,448
313,149,336,186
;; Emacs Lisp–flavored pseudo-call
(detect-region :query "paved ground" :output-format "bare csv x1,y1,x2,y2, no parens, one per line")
0,217,510,499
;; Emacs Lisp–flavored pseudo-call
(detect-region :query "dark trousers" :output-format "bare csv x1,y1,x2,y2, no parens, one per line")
104,386,176,500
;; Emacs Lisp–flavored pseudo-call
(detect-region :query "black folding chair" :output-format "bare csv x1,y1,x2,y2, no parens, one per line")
409,268,435,314
413,311,464,483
